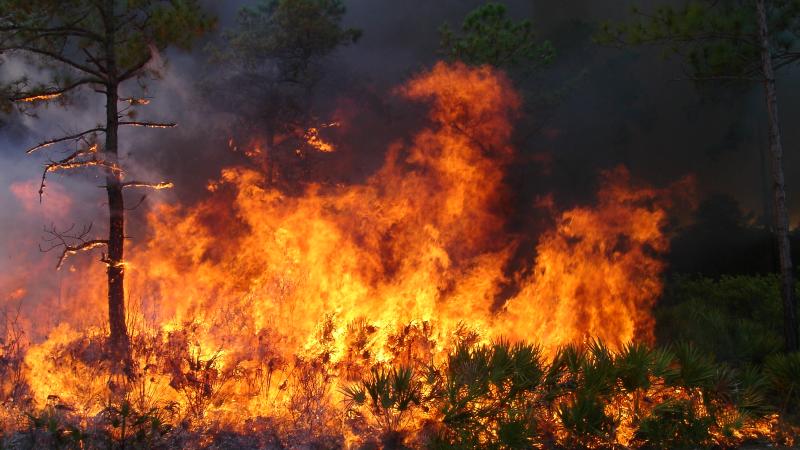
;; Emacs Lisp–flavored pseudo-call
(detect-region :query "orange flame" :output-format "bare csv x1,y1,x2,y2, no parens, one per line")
9,63,688,436
16,93,61,103
504,167,683,352
304,123,338,153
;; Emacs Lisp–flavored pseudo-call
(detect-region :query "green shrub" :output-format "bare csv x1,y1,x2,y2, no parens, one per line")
9,399,176,450
763,352,800,417
656,275,788,364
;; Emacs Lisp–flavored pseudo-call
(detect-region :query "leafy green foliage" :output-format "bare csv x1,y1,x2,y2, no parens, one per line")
597,0,800,79
558,390,615,446
208,0,360,108
24,405,87,450
17,399,175,449
221,0,360,81
100,400,175,449
616,342,667,392
656,275,787,364
634,398,714,449
735,365,773,419
342,365,421,446
654,274,800,421
439,2,554,69
667,341,718,389
598,1,800,354
434,341,544,448
556,342,619,447
763,351,800,415
0,0,216,103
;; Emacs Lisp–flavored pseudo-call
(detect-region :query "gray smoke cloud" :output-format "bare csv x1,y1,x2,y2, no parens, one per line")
1,0,799,306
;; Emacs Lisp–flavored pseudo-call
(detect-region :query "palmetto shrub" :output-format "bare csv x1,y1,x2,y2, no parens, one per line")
343,340,791,449
656,275,788,364
763,351,800,424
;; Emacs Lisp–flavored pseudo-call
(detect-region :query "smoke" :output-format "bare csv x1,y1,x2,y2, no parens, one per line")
2,0,800,322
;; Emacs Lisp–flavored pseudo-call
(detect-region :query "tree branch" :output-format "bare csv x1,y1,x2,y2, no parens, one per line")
55,240,108,270
39,144,122,200
81,47,107,72
124,194,148,211
672,74,764,82
771,52,800,71
0,24,103,43
119,55,152,81
25,127,105,154
121,181,174,190
8,46,105,79
119,97,151,105
118,121,176,128
39,223,108,270
10,77,102,103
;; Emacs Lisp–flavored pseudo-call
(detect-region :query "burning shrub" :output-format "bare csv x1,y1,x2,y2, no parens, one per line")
634,399,714,449
286,357,343,446
429,341,546,448
97,400,177,449
0,307,30,437
0,315,798,448
9,398,176,450
343,339,792,449
342,365,423,446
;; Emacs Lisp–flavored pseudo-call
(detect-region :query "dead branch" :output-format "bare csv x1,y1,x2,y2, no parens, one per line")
40,223,108,270
117,96,152,115
10,77,102,103
119,97,151,105
25,127,105,154
124,195,148,211
118,121,176,128
121,180,173,190
39,144,122,200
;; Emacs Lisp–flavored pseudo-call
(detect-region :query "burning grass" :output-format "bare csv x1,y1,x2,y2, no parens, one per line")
0,325,797,448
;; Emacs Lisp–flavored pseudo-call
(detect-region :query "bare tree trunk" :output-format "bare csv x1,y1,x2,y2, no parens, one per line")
757,0,798,352
104,0,131,368
757,125,773,234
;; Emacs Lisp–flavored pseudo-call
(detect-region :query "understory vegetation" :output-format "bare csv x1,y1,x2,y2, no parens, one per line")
344,339,798,449
0,278,797,449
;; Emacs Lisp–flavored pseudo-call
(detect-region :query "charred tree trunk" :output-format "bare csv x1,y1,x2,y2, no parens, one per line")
105,86,130,364
104,0,131,367
757,0,798,352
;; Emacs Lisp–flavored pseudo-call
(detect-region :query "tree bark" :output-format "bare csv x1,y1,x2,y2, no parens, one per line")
104,0,131,367
757,0,798,352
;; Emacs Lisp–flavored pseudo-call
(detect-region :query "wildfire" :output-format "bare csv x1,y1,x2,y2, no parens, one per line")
504,167,687,352
120,181,174,190
15,93,61,103
4,62,705,446
303,122,339,153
